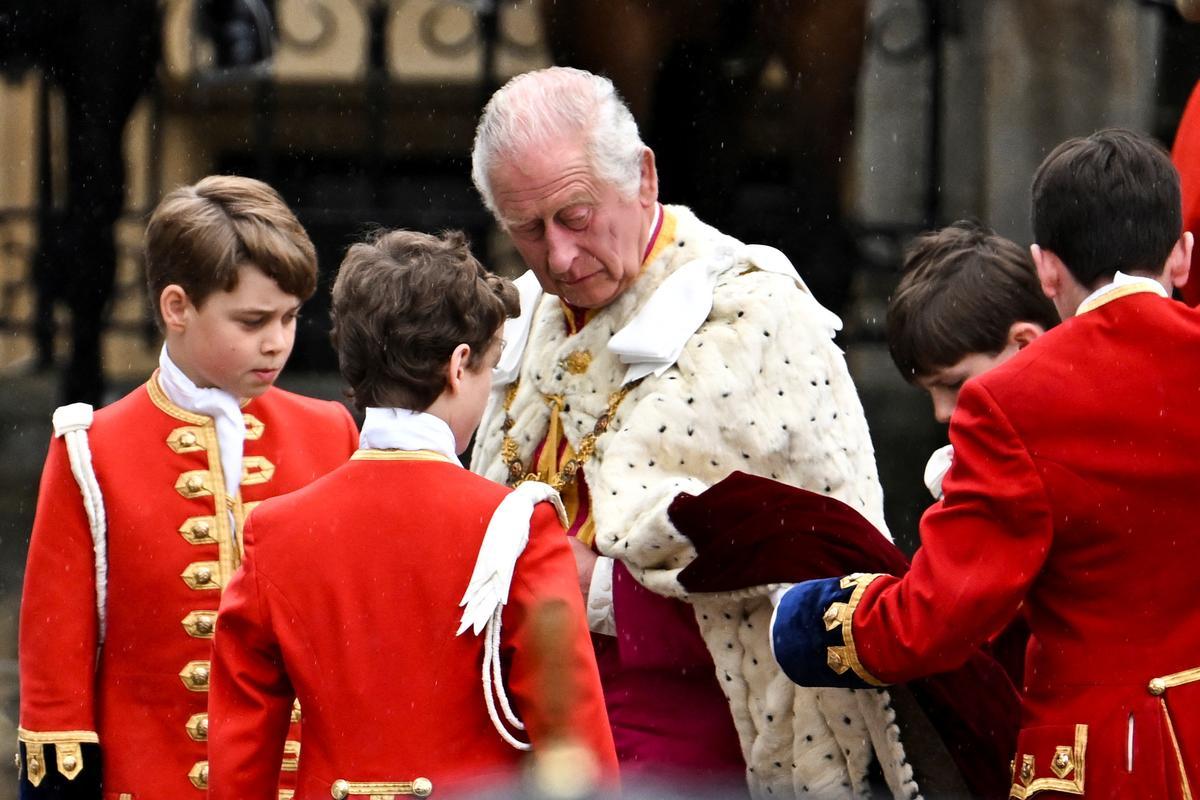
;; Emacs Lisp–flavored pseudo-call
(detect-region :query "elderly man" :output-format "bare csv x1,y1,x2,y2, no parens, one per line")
469,67,912,797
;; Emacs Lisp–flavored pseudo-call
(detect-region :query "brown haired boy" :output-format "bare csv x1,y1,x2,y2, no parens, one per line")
18,176,359,798
887,219,1059,498
208,229,617,799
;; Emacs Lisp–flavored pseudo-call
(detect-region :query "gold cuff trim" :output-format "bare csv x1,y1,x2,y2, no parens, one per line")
24,742,45,786
1009,724,1087,799
185,713,209,742
179,660,211,692
241,455,276,486
351,448,455,463
1148,665,1200,696
17,729,99,745
181,561,222,590
331,778,433,798
823,573,888,687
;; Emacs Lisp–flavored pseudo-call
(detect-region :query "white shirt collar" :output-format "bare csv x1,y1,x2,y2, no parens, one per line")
1076,271,1168,315
358,407,460,464
157,345,247,498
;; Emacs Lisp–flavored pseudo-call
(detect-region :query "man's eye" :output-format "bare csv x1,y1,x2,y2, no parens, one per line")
239,318,265,328
561,212,589,230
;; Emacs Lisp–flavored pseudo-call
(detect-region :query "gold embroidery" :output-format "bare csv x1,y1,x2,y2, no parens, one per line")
291,698,302,723
25,742,44,787
167,426,207,453
1157,696,1195,800
1148,665,1200,696
350,449,455,463
279,792,295,800
241,456,276,486
179,660,211,692
1009,724,1087,799
185,713,209,741
282,739,300,771
175,471,213,499
188,760,209,789
55,741,82,780
562,349,593,375
331,778,433,798
146,373,211,425
1076,282,1163,316
182,610,217,638
179,515,217,545
181,561,222,591
243,413,264,440
822,574,888,687
500,379,640,492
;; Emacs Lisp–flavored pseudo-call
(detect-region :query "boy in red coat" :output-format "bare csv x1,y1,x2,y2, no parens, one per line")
772,129,1200,798
207,230,617,799
18,176,360,798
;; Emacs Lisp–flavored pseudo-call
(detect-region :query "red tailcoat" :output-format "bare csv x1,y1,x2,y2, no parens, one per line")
19,374,358,798
207,451,618,800
840,291,1200,797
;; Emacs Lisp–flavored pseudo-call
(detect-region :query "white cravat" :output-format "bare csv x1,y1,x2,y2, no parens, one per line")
1076,271,1168,315
158,345,247,500
358,407,460,464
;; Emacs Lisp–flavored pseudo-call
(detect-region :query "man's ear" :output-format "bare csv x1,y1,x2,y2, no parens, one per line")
1031,244,1062,300
638,147,659,209
445,343,472,394
159,285,193,333
1006,320,1045,350
1164,231,1193,290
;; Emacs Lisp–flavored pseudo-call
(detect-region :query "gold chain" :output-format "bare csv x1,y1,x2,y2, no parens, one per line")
500,379,641,491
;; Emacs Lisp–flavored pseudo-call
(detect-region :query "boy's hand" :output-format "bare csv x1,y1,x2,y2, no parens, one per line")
568,536,598,599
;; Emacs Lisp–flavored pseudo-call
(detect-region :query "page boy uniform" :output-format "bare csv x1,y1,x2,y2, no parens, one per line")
18,348,358,799
207,409,617,799
772,277,1200,798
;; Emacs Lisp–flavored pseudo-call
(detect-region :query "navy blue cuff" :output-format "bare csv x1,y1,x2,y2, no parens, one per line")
17,741,101,799
771,574,889,689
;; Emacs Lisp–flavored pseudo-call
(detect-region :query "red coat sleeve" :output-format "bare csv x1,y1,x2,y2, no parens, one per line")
19,434,101,737
503,502,619,779
853,379,1054,683
207,519,294,800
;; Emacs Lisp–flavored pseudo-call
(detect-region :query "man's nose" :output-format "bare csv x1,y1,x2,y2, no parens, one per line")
545,224,578,275
932,393,954,425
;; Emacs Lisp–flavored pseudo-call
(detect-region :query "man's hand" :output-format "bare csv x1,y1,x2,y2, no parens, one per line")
569,536,598,599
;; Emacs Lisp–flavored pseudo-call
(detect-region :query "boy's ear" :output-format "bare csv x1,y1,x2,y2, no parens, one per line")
159,285,192,333
445,343,472,394
1006,320,1045,350
1030,244,1062,300
1164,231,1193,290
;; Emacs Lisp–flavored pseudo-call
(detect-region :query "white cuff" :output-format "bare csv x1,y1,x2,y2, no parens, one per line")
586,556,616,637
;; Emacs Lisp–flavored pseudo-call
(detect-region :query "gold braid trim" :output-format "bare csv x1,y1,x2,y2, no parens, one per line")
500,379,641,492
1008,724,1087,799
822,573,889,687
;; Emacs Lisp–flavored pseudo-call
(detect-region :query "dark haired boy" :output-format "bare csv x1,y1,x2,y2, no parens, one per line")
887,219,1058,498
207,229,617,799
18,176,359,797
772,129,1200,795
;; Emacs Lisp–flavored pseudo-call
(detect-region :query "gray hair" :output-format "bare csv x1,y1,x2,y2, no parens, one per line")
471,67,646,220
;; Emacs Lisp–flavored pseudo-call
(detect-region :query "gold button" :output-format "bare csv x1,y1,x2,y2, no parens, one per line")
180,431,197,447
195,615,214,635
28,756,38,770
1149,677,1167,696
200,764,209,783
191,520,211,539
414,777,433,797
192,665,209,685
186,476,203,493
199,716,209,736
194,568,212,585
62,754,77,771
331,779,350,799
